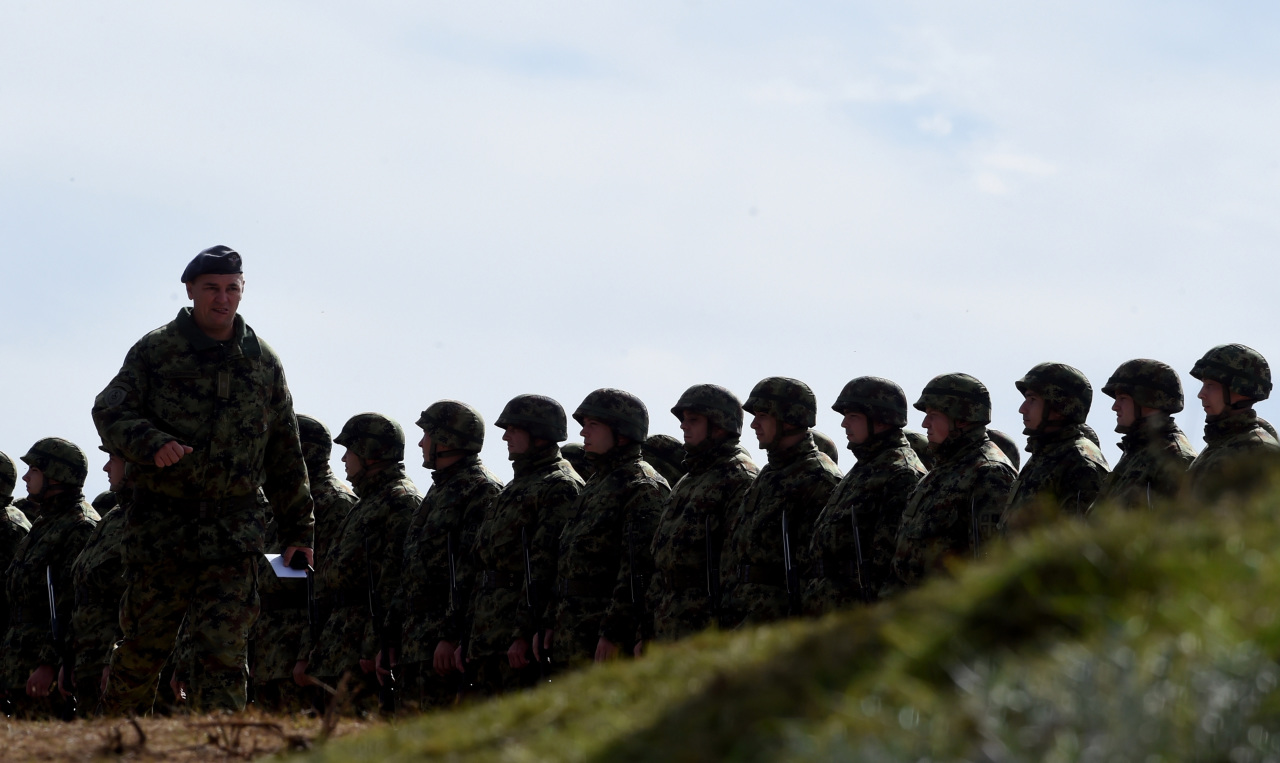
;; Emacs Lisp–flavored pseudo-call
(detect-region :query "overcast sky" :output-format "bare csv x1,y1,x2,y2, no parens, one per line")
4,1,1280,497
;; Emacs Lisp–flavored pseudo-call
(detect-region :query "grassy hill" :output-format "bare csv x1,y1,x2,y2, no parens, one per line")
296,489,1280,762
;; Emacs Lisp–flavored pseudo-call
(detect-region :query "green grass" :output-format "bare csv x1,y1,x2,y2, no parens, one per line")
294,488,1280,762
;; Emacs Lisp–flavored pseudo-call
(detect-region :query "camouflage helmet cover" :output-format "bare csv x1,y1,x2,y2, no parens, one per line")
811,430,840,465
417,400,486,453
0,451,14,500
1190,344,1272,402
986,429,1021,471
21,437,89,488
903,429,936,470
832,376,909,428
1015,362,1093,424
743,377,817,428
334,413,405,462
1100,359,1184,413
573,388,649,443
670,383,744,436
642,434,686,485
495,394,569,443
914,373,993,425
296,414,333,467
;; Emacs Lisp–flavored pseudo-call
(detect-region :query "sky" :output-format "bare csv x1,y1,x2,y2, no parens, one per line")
3,1,1280,497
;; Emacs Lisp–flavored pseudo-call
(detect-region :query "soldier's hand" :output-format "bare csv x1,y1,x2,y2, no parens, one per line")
633,640,646,658
283,546,314,569
100,665,111,696
452,645,464,673
533,629,553,662
374,649,395,686
433,640,457,676
26,664,56,698
292,660,314,688
154,440,194,468
169,671,188,703
508,638,530,669
594,637,619,663
358,658,375,674
56,665,72,699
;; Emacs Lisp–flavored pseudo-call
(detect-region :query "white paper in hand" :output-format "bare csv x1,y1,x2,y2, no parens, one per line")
266,553,307,579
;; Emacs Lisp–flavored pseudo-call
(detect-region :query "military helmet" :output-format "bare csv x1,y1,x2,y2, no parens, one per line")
832,376,909,428
1079,423,1102,448
903,429,936,470
417,401,486,453
91,490,119,513
334,413,405,462
812,430,840,465
573,388,649,443
642,434,686,486
0,451,15,500
670,384,744,437
296,414,333,467
1015,363,1093,425
987,429,1021,471
743,377,817,428
914,373,992,425
495,394,568,443
560,442,591,478
1100,359,1184,413
1190,344,1272,402
21,438,89,488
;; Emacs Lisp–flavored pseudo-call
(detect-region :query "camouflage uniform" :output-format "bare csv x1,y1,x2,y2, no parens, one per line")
0,453,32,633
93,248,313,714
892,374,1016,591
545,389,669,667
2,440,99,718
904,430,937,470
387,401,502,708
987,430,1021,472
1090,359,1197,512
561,443,592,480
642,434,687,488
811,430,842,470
68,488,129,712
465,395,583,694
1187,344,1280,501
1001,363,1110,533
804,378,926,615
14,497,38,524
251,415,355,711
306,414,418,710
647,385,759,642
719,378,841,628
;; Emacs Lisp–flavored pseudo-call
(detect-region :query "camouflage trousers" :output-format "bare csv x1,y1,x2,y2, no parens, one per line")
719,581,789,629
649,587,716,642
101,557,258,715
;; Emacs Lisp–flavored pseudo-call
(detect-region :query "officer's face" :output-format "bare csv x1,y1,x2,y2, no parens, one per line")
842,412,871,444
1019,393,1045,430
22,466,43,497
503,427,531,456
581,417,615,454
680,411,709,447
1198,379,1227,417
418,431,434,466
185,274,244,339
1112,394,1137,428
103,454,127,492
922,409,952,444
341,448,363,480
751,413,778,448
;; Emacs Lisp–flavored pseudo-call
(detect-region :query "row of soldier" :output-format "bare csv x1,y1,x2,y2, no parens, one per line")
2,341,1276,717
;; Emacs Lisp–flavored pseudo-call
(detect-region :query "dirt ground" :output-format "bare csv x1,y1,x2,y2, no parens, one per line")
0,711,376,762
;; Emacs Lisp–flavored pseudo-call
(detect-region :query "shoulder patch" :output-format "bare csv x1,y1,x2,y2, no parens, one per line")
104,384,130,407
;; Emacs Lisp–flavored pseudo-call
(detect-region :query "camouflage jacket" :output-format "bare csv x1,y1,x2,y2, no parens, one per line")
306,464,418,676
803,430,926,614
0,499,32,630
1188,410,1280,501
1,491,98,685
91,308,313,560
891,427,1016,591
547,443,668,656
646,439,758,641
719,433,841,628
388,455,502,664
1090,415,1197,512
69,494,129,676
466,446,582,659
1000,426,1110,532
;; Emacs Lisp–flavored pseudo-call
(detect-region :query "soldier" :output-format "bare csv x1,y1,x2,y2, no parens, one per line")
539,389,669,667
1,439,99,718
804,377,927,614
719,377,841,627
251,415,356,712
904,430,937,470
464,395,583,694
384,401,502,709
0,452,32,634
1187,344,1280,500
811,430,842,469
987,430,1021,472
642,434,687,488
891,374,1016,591
296,413,418,714
67,446,132,714
92,246,312,714
1000,363,1110,532
647,385,759,642
560,443,592,481
1089,359,1197,512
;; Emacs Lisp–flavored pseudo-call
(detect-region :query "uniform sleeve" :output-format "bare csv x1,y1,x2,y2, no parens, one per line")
260,369,314,551
601,480,668,644
372,495,416,657
1055,459,1109,516
975,464,1017,545
38,519,97,668
519,479,580,639
442,481,501,645
867,467,924,585
92,341,175,465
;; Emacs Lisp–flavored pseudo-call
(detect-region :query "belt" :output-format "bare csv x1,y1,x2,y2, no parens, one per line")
813,559,859,582
735,564,784,586
319,587,366,609
134,489,259,520
553,577,614,599
478,570,521,591
260,590,307,612
663,568,711,591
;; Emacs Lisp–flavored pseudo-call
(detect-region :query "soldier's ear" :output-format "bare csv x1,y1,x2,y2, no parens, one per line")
185,282,196,300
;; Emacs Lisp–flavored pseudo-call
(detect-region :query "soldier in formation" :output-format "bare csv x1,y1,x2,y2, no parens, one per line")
0,452,32,635
1186,344,1280,500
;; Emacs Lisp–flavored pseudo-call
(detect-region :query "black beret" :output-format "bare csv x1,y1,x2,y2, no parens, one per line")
181,245,243,283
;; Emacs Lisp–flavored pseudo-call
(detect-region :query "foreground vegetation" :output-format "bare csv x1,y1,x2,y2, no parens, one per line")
297,487,1280,762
